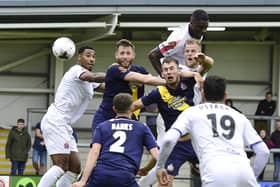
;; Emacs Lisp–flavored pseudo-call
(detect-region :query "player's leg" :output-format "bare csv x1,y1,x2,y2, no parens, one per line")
38,154,68,187
56,129,81,187
38,116,71,187
56,151,80,187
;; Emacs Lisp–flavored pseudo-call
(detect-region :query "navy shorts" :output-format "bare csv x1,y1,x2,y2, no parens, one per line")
85,165,139,187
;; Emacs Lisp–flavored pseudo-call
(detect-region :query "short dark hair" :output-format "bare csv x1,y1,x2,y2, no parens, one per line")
17,118,25,123
113,93,133,113
116,39,135,51
191,9,209,21
78,46,95,54
266,91,272,96
204,75,226,101
161,56,179,67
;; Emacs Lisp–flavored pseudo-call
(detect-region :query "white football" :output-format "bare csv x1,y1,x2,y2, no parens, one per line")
52,37,76,60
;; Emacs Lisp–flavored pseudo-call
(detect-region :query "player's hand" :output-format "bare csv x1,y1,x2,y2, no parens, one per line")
72,181,85,187
194,52,206,64
137,167,149,176
156,168,170,186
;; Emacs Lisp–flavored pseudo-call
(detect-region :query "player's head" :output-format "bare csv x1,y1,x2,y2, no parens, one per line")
161,57,180,87
78,46,96,71
115,39,136,68
189,9,209,39
17,118,25,132
113,93,133,114
184,39,201,68
203,75,227,102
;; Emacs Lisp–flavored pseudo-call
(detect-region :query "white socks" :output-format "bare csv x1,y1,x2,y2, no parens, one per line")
138,167,157,187
56,171,79,187
37,165,64,187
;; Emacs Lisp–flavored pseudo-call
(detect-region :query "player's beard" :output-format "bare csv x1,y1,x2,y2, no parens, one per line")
116,58,134,68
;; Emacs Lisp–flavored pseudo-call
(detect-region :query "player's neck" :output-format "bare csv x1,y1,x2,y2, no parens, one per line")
116,113,131,119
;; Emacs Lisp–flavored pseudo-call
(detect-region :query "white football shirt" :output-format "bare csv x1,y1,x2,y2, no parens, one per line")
171,103,262,174
158,23,202,64
47,64,100,124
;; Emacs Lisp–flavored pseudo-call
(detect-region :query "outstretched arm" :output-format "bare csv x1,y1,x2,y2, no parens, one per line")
148,47,164,75
80,71,105,83
124,71,166,86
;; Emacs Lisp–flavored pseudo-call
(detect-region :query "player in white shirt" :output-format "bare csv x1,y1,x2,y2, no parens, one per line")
38,46,105,187
156,75,270,187
148,9,209,74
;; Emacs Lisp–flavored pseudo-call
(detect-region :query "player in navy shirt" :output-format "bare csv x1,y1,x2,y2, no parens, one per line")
72,93,158,187
132,56,203,187
92,39,165,132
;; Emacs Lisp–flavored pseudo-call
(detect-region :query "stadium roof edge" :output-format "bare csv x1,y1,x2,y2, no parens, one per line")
0,0,280,6
0,6,279,16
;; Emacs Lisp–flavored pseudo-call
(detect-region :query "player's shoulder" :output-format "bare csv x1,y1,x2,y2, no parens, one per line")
131,64,148,74
167,24,188,42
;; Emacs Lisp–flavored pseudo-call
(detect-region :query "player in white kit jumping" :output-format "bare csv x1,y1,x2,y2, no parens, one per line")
38,46,105,187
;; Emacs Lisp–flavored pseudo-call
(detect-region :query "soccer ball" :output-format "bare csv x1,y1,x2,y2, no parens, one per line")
52,37,76,60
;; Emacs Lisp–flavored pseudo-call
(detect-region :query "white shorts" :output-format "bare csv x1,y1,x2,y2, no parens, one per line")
202,159,259,187
41,114,78,155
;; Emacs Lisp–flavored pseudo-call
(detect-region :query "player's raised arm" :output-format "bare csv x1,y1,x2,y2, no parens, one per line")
124,71,166,86
195,52,214,76
79,71,105,82
148,47,164,75
180,71,204,88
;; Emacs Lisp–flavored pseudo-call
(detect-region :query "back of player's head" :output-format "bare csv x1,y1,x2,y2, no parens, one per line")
113,93,133,113
204,75,226,102
161,56,179,67
191,9,209,22
116,39,135,51
78,46,95,54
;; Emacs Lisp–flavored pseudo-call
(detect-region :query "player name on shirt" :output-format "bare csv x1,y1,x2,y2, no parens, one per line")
112,123,133,131
198,103,230,110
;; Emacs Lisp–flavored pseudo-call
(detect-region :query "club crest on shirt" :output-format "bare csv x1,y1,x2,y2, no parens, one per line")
167,163,174,172
168,96,187,110
64,143,69,149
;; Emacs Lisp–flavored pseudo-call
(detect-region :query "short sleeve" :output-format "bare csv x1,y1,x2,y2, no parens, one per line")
92,82,101,89
92,125,103,144
243,117,262,148
107,65,130,80
142,125,158,150
71,65,88,80
141,89,161,106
